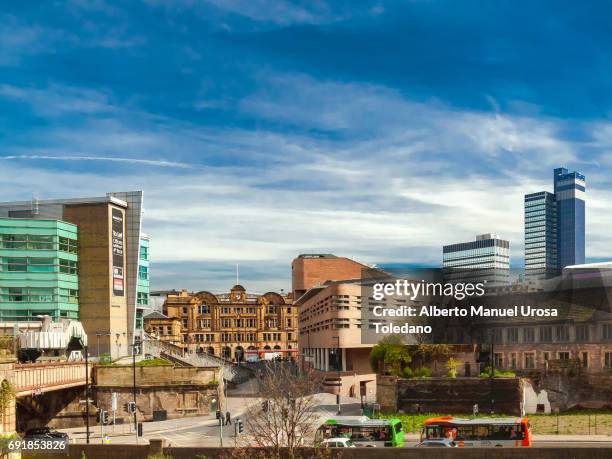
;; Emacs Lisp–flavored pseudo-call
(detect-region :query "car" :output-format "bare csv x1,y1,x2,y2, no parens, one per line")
24,427,69,440
321,438,356,448
415,438,457,447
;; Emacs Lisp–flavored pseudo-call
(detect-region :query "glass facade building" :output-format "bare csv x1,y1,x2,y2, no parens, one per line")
553,168,586,269
136,234,150,330
524,168,585,280
524,191,557,280
0,218,79,321
443,233,510,285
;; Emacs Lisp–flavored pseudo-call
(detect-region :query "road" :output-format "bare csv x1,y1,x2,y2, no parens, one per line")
57,386,612,449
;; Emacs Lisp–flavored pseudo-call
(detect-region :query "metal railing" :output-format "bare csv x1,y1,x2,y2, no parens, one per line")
142,335,253,384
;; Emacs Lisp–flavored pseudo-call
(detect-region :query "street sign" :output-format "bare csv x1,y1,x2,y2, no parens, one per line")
79,399,95,404
111,392,117,412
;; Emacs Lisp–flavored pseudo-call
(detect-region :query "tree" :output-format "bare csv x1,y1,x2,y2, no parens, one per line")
369,335,412,376
446,357,460,378
236,363,328,459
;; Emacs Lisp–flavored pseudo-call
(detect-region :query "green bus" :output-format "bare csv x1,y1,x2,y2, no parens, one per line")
315,416,404,447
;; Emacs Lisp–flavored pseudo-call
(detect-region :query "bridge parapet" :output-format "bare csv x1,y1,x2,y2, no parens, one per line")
13,361,91,397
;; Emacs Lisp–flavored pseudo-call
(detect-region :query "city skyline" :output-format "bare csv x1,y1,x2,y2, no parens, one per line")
2,1,612,292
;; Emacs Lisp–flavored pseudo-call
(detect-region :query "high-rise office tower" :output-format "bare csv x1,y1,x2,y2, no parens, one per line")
524,168,585,280
443,233,510,285
524,191,557,279
553,168,586,269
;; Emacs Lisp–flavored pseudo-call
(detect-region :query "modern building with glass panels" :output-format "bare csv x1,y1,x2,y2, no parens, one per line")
524,168,585,281
443,233,510,285
0,218,79,321
0,191,148,358
524,191,557,280
554,167,586,269
136,234,150,330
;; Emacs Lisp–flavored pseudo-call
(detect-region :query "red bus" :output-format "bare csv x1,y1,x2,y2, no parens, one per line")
422,416,532,447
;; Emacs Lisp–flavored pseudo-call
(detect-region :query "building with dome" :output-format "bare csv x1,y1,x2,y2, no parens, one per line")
145,285,297,361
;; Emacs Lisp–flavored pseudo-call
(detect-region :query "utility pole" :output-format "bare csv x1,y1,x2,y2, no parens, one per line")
132,341,138,444
490,329,495,414
85,345,90,444
333,336,341,415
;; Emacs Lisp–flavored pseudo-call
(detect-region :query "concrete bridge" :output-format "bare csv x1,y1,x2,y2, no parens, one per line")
12,361,90,397
0,358,91,435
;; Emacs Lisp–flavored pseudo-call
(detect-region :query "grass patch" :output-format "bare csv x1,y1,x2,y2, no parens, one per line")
134,358,172,366
98,357,172,367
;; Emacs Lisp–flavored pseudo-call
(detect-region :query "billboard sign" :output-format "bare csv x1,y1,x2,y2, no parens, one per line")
111,208,125,296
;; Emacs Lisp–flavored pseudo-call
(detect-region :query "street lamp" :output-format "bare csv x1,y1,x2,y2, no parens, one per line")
132,341,139,443
489,329,496,414
84,345,90,444
333,336,341,415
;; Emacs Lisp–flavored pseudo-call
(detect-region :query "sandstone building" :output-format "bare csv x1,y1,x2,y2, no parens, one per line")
145,285,297,361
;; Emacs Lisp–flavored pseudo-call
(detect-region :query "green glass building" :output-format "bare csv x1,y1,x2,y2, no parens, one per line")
135,234,150,330
0,218,79,321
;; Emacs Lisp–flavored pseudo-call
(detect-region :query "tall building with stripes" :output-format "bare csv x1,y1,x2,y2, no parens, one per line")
525,168,586,281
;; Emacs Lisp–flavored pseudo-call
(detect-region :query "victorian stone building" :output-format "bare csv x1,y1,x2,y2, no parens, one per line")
145,285,297,361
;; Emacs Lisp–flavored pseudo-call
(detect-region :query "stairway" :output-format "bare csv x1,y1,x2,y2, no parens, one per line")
142,336,253,384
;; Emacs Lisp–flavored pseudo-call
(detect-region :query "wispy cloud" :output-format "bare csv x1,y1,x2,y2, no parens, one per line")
0,83,114,116
0,155,194,169
145,0,351,26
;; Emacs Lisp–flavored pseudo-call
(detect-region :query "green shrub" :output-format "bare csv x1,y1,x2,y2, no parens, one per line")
479,366,516,377
413,366,431,378
402,367,413,378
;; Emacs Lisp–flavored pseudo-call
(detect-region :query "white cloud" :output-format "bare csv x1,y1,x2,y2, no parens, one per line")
2,76,611,291
0,155,194,169
0,83,114,116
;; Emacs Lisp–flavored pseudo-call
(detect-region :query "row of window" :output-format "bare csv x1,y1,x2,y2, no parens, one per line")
0,234,78,253
182,317,293,330
140,245,149,261
488,324,612,344
152,328,294,343
493,350,612,370
186,305,293,315
138,265,149,280
0,257,78,275
0,287,79,304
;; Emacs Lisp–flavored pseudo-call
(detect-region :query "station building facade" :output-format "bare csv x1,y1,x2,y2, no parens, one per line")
147,285,297,361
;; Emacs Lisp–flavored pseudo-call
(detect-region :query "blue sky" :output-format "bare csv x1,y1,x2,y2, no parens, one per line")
1,0,612,292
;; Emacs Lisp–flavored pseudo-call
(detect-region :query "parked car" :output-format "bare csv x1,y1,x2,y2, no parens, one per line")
321,438,356,448
24,427,69,440
415,438,457,447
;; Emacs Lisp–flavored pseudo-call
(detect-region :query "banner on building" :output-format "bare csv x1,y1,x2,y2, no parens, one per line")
111,208,125,297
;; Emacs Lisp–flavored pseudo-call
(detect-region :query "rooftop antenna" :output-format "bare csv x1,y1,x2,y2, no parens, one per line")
236,263,239,285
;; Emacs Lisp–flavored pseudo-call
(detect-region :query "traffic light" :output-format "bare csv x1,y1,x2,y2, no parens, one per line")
127,401,136,414
102,410,109,425
261,400,269,413
236,419,244,434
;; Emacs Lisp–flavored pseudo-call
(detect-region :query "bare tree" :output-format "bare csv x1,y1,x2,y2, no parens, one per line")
236,363,327,459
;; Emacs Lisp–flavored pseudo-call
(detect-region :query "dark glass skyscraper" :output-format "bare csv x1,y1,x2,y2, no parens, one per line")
524,168,585,281
553,168,586,269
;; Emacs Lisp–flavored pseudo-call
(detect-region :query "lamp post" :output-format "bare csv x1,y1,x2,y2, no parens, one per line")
489,329,496,414
132,341,138,444
84,345,90,444
333,336,341,414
